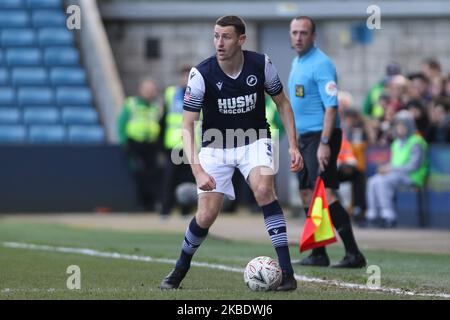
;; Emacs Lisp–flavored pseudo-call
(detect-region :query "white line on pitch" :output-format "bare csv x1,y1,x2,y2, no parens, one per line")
2,241,450,299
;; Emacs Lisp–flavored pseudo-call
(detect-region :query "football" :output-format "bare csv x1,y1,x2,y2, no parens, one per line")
244,256,282,291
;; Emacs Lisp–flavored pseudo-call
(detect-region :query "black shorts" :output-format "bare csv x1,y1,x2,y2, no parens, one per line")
297,129,342,190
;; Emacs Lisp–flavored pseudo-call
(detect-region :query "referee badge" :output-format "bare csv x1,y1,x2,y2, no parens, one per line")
295,84,304,97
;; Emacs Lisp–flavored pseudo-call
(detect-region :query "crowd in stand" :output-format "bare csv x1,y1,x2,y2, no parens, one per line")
343,58,450,148
337,58,449,228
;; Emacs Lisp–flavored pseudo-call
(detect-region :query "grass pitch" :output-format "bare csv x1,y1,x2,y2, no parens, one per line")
0,219,449,300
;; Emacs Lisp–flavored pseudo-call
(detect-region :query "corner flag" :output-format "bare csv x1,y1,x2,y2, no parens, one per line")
299,177,337,252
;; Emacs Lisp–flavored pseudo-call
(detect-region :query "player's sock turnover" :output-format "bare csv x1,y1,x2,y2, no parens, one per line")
262,200,294,275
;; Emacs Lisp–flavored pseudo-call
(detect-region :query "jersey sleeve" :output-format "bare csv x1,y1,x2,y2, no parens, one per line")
315,59,339,108
264,54,283,96
183,67,205,112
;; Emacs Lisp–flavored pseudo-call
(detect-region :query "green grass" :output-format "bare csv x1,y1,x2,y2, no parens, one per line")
0,220,449,300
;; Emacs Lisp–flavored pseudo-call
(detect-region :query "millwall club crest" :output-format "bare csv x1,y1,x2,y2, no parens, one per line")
246,75,257,86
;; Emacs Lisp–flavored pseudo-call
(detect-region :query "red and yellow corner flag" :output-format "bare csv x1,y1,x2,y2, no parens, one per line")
299,177,337,252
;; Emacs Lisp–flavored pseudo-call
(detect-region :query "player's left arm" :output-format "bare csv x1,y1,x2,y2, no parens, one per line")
263,54,303,172
271,91,303,172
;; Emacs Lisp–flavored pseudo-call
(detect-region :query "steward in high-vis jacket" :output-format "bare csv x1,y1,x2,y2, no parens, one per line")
118,79,163,211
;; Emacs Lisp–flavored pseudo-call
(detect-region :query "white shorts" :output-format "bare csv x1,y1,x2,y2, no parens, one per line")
197,138,275,200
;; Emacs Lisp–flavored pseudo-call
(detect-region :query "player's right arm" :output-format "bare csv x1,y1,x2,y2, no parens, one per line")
182,111,215,191
182,67,216,191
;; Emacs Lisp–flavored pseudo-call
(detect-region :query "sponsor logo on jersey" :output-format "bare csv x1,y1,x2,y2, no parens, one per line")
295,84,304,97
246,75,258,87
217,93,257,114
216,81,223,90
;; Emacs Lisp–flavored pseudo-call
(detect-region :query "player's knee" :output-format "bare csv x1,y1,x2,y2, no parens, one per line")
196,207,219,228
253,185,275,205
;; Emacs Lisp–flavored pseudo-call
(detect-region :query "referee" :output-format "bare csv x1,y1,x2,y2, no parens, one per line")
288,16,366,268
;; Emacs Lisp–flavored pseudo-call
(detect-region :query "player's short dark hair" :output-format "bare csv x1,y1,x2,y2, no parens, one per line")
215,15,246,36
294,16,316,34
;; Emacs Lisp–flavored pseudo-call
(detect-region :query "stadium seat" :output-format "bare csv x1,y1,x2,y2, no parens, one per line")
38,28,74,46
31,10,66,27
68,125,105,144
1,29,37,47
0,125,26,143
11,67,48,86
27,0,61,9
6,48,42,66
0,87,16,105
50,68,86,86
23,107,59,124
43,47,79,66
28,124,65,143
17,87,53,105
56,87,92,106
0,69,9,85
0,108,21,124
0,11,29,28
0,0,25,9
62,107,98,125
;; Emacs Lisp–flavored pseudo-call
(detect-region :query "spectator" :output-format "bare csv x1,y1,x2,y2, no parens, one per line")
337,135,367,220
118,79,163,211
430,76,447,99
406,99,430,138
427,97,450,143
337,91,367,220
363,62,401,118
365,110,428,228
407,73,432,106
421,58,442,81
160,66,196,218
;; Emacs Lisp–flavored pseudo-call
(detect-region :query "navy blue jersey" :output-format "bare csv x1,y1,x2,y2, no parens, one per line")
184,50,283,147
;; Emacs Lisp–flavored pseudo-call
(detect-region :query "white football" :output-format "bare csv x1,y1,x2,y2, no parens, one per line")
244,256,282,291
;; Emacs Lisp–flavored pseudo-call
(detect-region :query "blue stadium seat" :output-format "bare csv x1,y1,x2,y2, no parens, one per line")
62,107,98,125
0,69,9,85
38,28,74,46
6,48,42,66
1,29,37,47
0,0,25,9
44,47,79,66
0,11,29,28
0,108,21,124
17,87,53,105
56,87,92,106
0,125,26,143
0,87,16,105
28,124,65,143
50,68,86,86
12,67,48,86
32,10,66,27
68,125,105,144
23,107,59,124
27,0,61,9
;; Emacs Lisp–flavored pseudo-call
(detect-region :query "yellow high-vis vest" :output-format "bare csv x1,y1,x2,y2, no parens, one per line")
164,86,184,150
125,97,161,143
